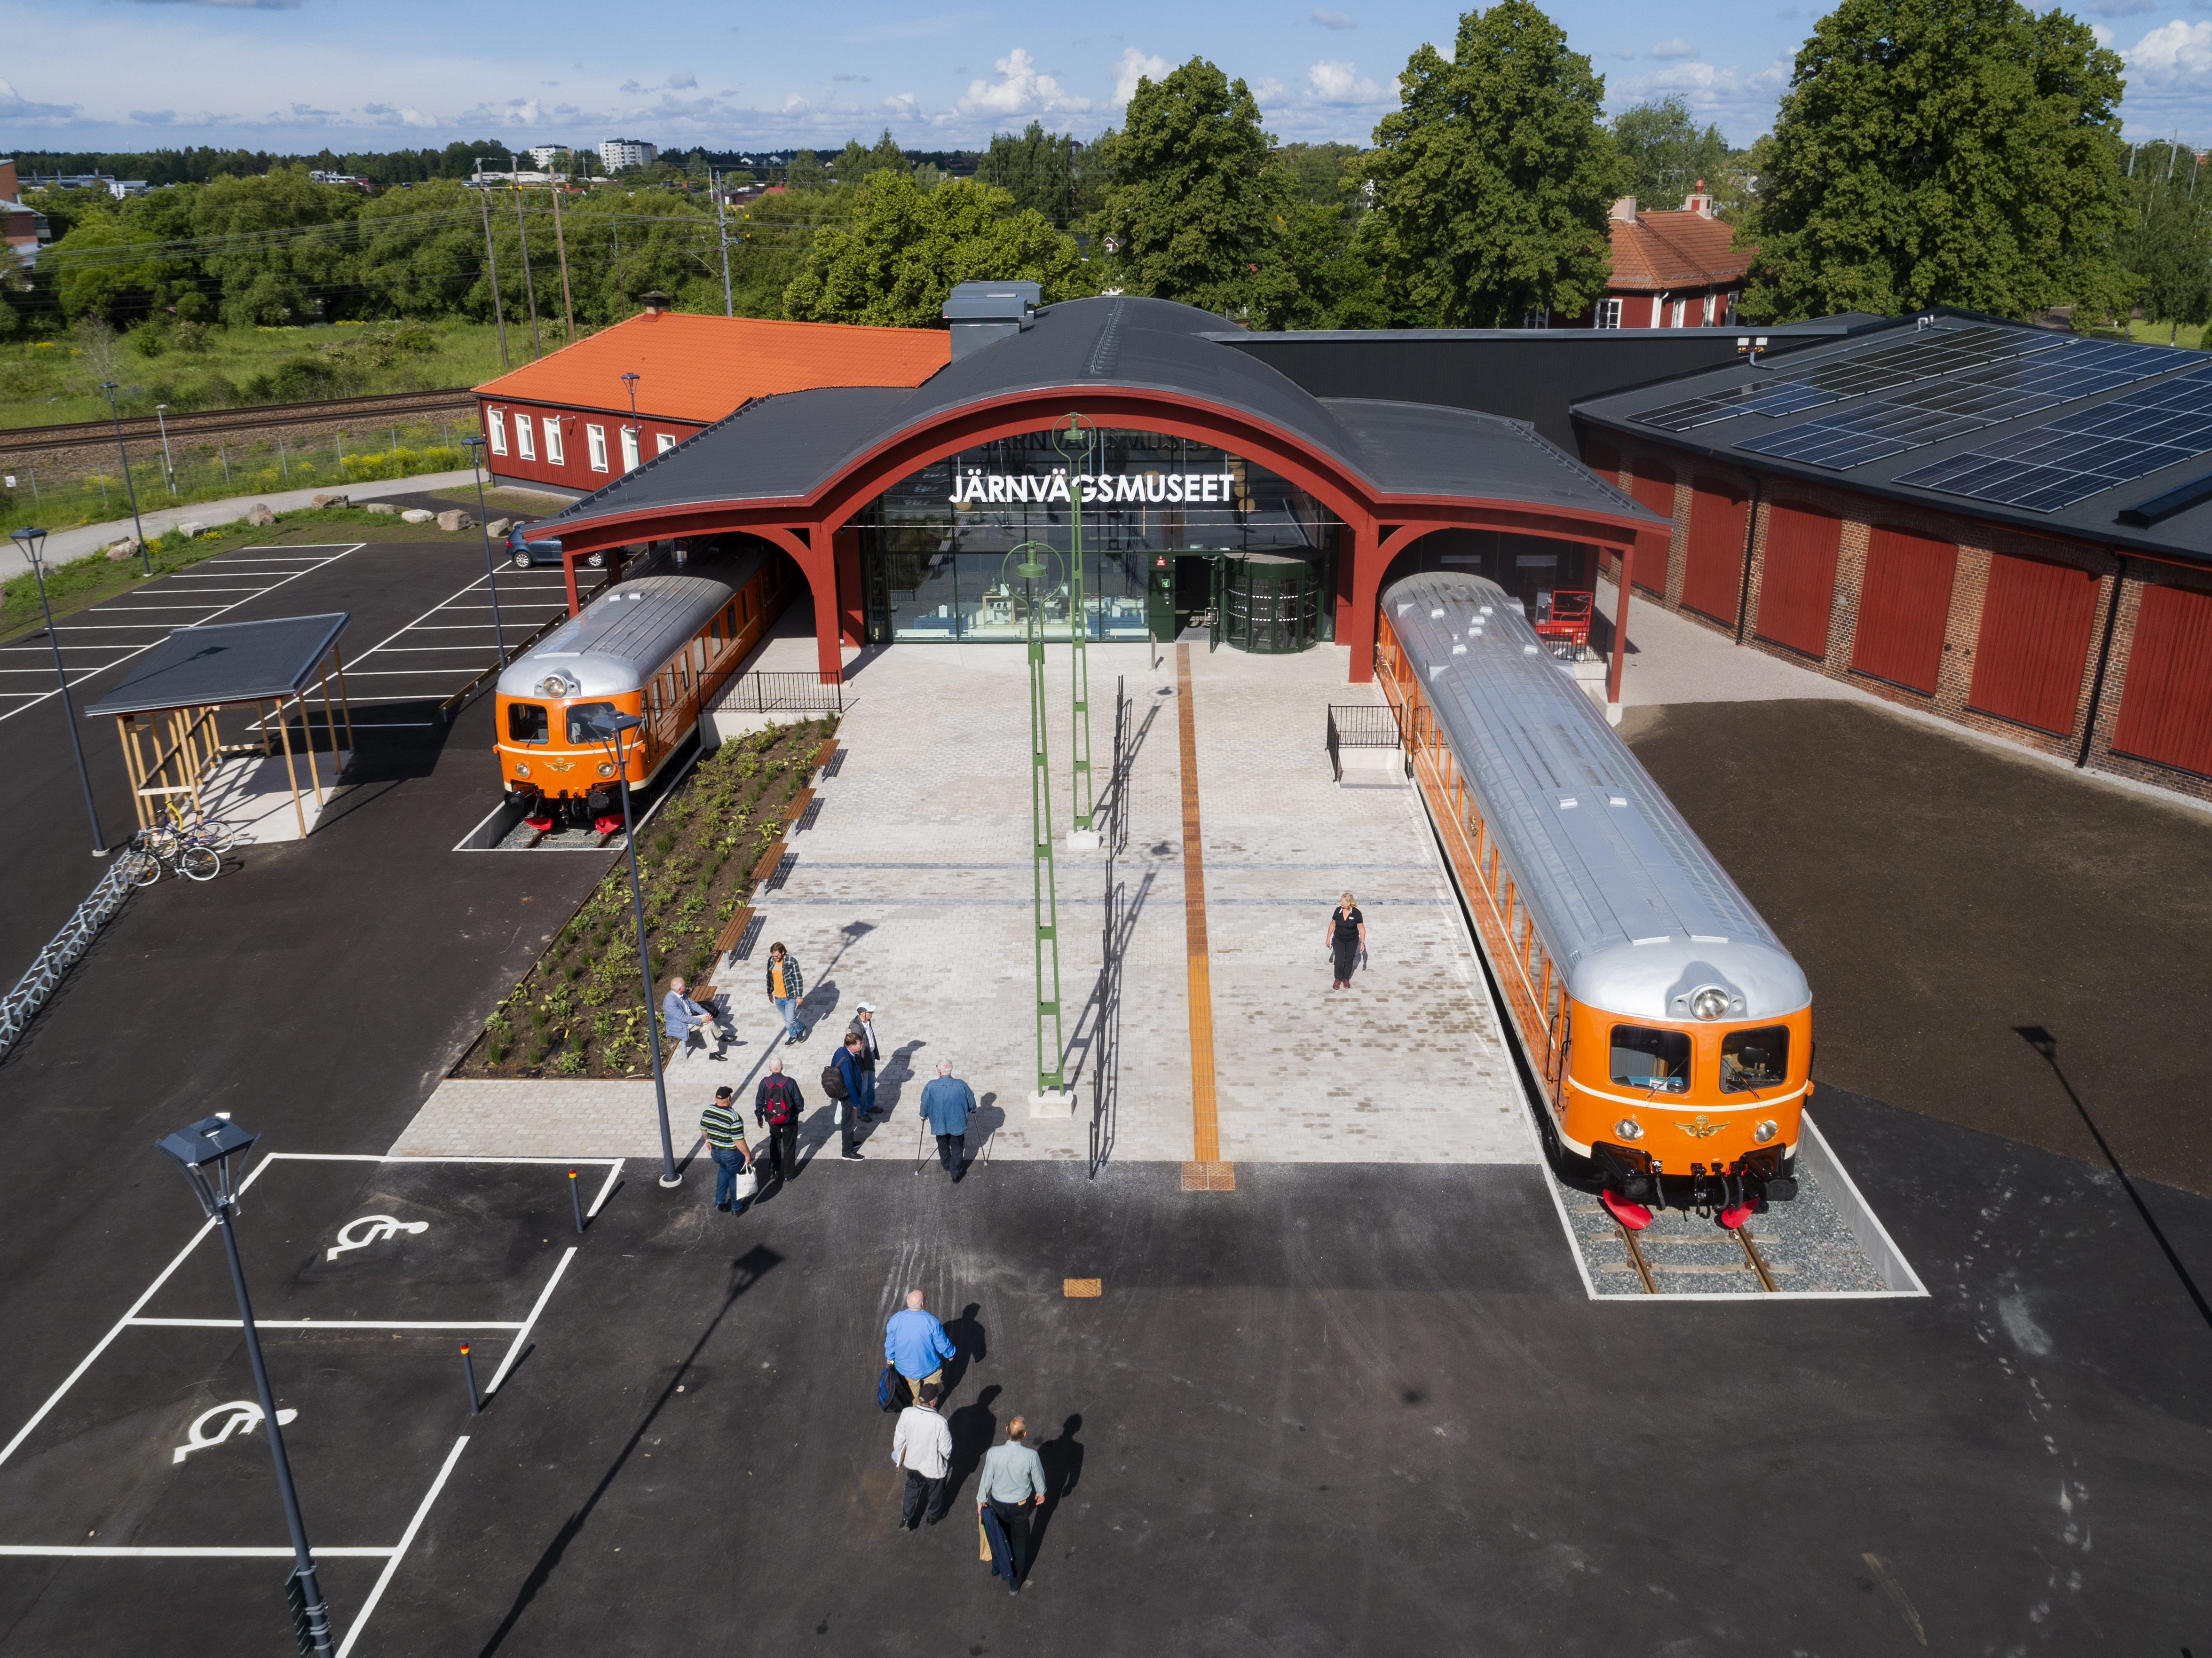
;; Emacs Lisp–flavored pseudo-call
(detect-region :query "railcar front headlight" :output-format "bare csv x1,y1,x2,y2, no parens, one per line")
1615,1118,1644,1141
514,761,530,777
597,761,616,777
537,671,581,696
1690,987,1730,1020
1753,1120,1778,1143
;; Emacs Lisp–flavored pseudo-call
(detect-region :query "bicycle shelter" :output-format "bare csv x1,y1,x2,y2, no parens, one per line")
83,613,356,843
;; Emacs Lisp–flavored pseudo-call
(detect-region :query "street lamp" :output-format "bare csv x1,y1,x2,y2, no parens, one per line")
10,527,106,855
457,434,509,659
154,403,177,495
155,1115,336,1658
620,371,640,472
96,382,150,576
581,708,681,1189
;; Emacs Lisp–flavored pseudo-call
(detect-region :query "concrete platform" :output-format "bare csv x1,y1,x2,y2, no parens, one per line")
191,744,354,843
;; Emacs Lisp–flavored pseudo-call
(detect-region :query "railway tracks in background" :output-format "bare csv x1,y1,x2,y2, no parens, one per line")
0,389,477,458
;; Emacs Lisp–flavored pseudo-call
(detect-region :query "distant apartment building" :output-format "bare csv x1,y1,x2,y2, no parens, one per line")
1557,186,1754,330
599,138,658,173
529,145,573,170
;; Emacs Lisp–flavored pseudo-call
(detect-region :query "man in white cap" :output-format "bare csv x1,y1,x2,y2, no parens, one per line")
846,1002,884,1120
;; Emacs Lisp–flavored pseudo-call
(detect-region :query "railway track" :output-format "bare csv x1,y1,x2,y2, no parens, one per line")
0,388,478,456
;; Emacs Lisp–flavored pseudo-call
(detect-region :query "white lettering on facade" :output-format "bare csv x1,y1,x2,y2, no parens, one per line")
949,468,1238,506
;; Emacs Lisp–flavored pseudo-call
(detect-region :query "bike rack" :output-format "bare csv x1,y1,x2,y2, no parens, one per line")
0,856,144,1062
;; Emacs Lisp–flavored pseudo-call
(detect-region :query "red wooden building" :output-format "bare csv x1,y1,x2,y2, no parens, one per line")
1560,187,1752,331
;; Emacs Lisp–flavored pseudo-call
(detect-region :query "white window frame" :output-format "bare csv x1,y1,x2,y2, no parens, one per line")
1595,299,1622,330
514,412,535,461
1702,294,1716,326
621,425,640,472
487,409,507,456
1671,299,1687,328
545,418,565,465
586,423,608,473
656,432,677,455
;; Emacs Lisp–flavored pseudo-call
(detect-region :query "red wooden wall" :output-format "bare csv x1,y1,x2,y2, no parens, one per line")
1681,476,1748,623
1755,501,1841,658
1851,526,1956,693
2113,583,2212,776
1967,553,2100,734
1627,458,1675,594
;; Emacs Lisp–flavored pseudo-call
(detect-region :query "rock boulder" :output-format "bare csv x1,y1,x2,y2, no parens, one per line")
485,518,513,538
435,509,473,533
311,492,350,509
106,539,140,562
175,521,207,539
246,504,277,528
400,509,437,525
363,502,399,516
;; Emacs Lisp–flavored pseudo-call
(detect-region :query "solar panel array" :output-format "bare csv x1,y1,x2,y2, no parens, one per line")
1635,324,2046,433
1735,339,2181,471
1894,363,2212,513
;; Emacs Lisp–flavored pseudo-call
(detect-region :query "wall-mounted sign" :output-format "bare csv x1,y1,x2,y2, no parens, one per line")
950,468,1240,507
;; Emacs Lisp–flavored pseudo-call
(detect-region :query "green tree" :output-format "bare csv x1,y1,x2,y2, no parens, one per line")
2119,144,2212,343
1366,1,1619,327
46,219,180,323
1088,57,1294,320
785,150,830,191
977,122,1083,225
1271,204,1400,328
782,171,1094,327
1274,142,1366,207
1740,0,2130,323
190,166,360,324
353,177,492,320
1611,95,1731,212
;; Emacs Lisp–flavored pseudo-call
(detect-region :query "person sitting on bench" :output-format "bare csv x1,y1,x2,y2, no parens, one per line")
663,977,731,1062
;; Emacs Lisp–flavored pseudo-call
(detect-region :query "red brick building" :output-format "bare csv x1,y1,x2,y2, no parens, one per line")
474,301,951,494
1561,187,1752,331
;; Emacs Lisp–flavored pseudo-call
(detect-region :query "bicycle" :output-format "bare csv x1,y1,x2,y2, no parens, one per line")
164,799,250,854
130,823,221,883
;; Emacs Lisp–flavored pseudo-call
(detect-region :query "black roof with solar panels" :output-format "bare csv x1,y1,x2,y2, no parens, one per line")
1571,310,2212,563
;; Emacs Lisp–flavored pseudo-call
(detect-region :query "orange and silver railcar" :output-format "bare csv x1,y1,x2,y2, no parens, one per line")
495,546,796,829
1379,571,1811,1228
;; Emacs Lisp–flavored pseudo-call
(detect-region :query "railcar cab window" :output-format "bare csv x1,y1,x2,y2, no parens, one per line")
1611,1025,1691,1092
565,701,617,744
1721,1026,1791,1092
507,703,548,744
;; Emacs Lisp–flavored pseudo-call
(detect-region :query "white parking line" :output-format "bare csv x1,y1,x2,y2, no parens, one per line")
483,1247,576,1396
128,1318,528,1330
333,1437,470,1658
0,1546,397,1559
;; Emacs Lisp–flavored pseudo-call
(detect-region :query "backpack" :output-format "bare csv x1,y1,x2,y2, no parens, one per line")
877,1363,908,1413
759,1076,799,1126
821,1062,850,1101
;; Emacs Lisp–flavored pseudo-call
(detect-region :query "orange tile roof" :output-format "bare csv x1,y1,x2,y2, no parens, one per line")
475,311,950,424
1608,210,1754,293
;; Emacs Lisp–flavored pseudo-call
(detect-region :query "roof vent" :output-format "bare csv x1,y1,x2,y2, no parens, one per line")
639,290,672,315
944,280,1040,361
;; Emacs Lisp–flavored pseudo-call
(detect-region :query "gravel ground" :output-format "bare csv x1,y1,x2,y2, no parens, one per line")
1558,1163,1890,1296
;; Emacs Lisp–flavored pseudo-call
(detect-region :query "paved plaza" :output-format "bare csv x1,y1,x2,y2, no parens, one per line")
394,632,1534,1168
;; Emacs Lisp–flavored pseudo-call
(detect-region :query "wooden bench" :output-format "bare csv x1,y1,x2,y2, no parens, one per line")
782,787,815,824
711,903,755,963
811,738,840,778
750,839,786,885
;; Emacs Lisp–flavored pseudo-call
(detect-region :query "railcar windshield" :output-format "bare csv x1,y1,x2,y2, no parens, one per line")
507,703,548,743
1610,1025,1690,1093
565,701,618,744
1720,1026,1791,1093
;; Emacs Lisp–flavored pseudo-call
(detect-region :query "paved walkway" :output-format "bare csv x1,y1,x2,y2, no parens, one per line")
3,468,479,580
393,634,1536,1168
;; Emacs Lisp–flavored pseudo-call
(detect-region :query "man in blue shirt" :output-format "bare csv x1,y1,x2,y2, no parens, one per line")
832,1033,868,1162
662,977,727,1063
884,1289,957,1405
919,1060,977,1183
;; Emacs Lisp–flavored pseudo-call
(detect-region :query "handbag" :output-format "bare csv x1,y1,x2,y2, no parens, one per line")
978,1511,991,1562
730,1153,758,1199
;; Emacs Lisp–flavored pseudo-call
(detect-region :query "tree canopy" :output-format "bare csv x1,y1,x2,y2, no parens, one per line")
975,122,1089,227
1088,57,1296,322
1740,0,2131,322
781,172,1094,328
1366,0,1618,327
1610,95,1731,212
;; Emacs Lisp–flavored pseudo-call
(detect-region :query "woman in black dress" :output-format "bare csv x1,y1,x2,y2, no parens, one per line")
1326,892,1366,990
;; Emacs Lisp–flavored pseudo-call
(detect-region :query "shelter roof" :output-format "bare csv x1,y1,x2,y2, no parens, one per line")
1607,208,1753,293
474,310,951,424
1573,308,2212,566
525,296,1663,538
84,614,349,716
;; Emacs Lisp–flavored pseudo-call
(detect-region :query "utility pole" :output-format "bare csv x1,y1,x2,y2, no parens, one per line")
511,155,543,358
474,159,509,369
712,169,734,317
1054,413,1098,845
550,185,576,344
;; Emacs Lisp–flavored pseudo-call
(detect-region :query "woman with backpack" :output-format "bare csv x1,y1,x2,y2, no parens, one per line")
764,942,807,1045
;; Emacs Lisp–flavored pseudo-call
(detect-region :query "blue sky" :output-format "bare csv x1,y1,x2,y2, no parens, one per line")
2,0,2207,159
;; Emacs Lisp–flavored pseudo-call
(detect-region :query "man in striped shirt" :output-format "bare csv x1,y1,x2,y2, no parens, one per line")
700,1086,752,1213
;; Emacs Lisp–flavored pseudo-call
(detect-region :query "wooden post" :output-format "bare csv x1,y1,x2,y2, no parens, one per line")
273,694,309,839
317,657,342,768
294,694,324,805
1607,544,1634,707
330,646,356,751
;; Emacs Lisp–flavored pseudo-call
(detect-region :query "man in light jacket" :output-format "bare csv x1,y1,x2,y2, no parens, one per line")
661,977,727,1063
918,1060,977,1183
891,1382,953,1530
884,1289,957,1401
978,1417,1047,1594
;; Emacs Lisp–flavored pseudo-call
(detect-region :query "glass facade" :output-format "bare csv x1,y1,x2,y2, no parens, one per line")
854,429,1340,646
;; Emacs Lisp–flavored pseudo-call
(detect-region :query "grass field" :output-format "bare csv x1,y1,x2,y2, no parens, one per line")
0,318,542,430
2119,318,2209,351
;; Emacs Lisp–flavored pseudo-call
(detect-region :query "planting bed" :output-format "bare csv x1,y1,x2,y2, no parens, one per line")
454,716,837,1081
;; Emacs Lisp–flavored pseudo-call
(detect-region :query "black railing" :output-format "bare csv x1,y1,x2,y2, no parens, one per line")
1326,703,1407,783
717,670,845,715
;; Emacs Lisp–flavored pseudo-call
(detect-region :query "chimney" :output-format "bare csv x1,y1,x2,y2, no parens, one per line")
0,159,16,201
1682,180,1717,219
1610,196,1637,223
639,290,673,316
942,279,1041,361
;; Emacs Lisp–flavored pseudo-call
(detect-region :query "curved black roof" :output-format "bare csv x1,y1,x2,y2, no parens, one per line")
529,296,1660,536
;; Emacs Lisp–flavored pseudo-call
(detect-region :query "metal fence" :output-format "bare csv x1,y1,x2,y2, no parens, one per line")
0,853,145,1061
1,417,470,539
1326,703,1407,783
719,671,845,715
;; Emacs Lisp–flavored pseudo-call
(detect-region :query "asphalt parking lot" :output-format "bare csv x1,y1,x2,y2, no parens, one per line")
0,651,2205,1653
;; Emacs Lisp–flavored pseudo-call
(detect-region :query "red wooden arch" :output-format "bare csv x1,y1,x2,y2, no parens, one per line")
541,386,1646,683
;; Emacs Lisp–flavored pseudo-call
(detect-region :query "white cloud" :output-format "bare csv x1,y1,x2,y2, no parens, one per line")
130,108,180,124
883,92,921,120
2123,17,2212,86
2091,21,2117,45
1649,38,1699,58
955,47,1092,117
839,10,992,44
1112,46,1169,104
1306,59,1387,102
667,71,697,90
1312,7,1357,27
1607,57,1791,140
0,77,80,122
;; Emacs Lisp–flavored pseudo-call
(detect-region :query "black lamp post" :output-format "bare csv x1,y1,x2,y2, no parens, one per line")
620,371,640,472
458,435,509,659
10,526,106,855
583,708,681,1188
155,1115,335,1658
96,382,150,576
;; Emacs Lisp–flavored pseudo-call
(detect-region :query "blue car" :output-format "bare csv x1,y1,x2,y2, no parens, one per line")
506,527,609,571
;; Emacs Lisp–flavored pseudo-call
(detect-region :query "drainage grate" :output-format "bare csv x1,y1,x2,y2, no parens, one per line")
765,853,798,891
730,913,765,960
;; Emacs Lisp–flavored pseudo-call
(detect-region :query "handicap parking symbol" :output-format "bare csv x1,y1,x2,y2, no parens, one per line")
326,1214,430,1262
173,1401,298,1465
